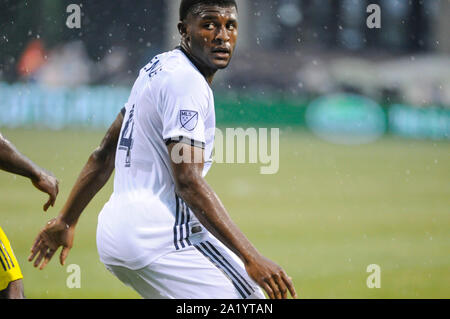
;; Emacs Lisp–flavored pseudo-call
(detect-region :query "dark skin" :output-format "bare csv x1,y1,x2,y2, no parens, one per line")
178,4,238,84
28,113,123,270
0,280,24,299
29,4,297,299
0,133,59,212
175,5,297,299
0,133,59,299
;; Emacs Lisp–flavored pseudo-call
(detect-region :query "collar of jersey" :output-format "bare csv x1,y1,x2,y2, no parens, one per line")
175,46,212,89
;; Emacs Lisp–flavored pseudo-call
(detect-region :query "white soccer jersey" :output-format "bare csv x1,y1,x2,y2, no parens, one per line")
96,48,216,270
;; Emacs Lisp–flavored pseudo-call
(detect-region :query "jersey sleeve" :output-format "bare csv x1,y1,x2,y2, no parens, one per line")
0,227,23,291
159,71,209,149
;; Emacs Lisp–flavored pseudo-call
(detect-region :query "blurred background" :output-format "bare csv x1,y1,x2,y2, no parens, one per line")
0,0,449,299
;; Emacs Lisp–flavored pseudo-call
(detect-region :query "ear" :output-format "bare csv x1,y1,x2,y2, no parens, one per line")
178,22,188,38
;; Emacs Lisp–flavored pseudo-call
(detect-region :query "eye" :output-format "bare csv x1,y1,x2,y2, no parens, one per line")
226,23,237,31
204,22,215,30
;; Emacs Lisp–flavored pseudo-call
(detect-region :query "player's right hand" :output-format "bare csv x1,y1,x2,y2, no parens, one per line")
31,170,59,212
28,217,74,270
245,255,298,299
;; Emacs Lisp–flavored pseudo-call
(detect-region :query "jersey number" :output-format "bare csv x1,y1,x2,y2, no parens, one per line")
119,104,135,167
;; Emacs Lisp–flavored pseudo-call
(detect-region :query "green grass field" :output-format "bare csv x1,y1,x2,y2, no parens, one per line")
0,128,449,299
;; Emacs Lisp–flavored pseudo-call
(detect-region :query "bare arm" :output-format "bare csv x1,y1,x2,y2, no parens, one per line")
0,132,41,178
0,132,58,211
167,143,297,299
57,112,123,227
28,112,124,269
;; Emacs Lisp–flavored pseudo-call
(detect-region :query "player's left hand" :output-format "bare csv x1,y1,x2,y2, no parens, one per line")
31,170,59,212
28,217,74,270
245,255,298,299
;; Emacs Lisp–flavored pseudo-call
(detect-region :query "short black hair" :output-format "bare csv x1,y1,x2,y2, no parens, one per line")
179,0,237,21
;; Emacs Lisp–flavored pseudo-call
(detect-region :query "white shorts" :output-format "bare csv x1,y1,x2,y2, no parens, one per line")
105,237,265,299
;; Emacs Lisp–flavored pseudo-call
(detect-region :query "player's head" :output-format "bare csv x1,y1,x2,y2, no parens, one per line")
178,0,238,71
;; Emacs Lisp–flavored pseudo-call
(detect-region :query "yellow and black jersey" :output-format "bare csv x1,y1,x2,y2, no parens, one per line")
0,227,23,291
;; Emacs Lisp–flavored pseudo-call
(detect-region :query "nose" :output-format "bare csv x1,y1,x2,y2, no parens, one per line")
215,26,230,43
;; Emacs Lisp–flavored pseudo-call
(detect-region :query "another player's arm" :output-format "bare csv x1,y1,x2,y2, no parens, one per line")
28,112,124,269
167,143,297,300
0,132,58,211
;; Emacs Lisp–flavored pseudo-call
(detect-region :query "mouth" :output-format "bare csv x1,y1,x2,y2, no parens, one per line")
211,47,231,59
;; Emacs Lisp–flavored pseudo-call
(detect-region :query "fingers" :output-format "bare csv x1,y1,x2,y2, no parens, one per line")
28,218,70,270
261,277,281,299
40,249,57,270
28,222,56,268
281,271,298,299
274,274,289,299
267,276,285,299
43,198,52,212
33,173,59,212
267,277,279,299
32,244,48,268
261,271,297,299
28,237,42,262
43,180,58,212
52,179,59,205
48,190,56,209
60,247,70,266
260,281,275,299
29,238,57,270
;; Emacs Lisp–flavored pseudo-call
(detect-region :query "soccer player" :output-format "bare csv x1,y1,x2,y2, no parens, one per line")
29,0,297,299
0,132,59,299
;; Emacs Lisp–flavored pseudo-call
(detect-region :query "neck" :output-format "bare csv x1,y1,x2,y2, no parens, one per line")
179,43,217,85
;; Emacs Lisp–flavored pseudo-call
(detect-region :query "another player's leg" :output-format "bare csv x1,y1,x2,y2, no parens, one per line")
0,227,25,299
0,279,25,299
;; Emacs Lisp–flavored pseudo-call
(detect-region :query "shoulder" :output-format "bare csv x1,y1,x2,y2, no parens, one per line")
159,53,209,97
